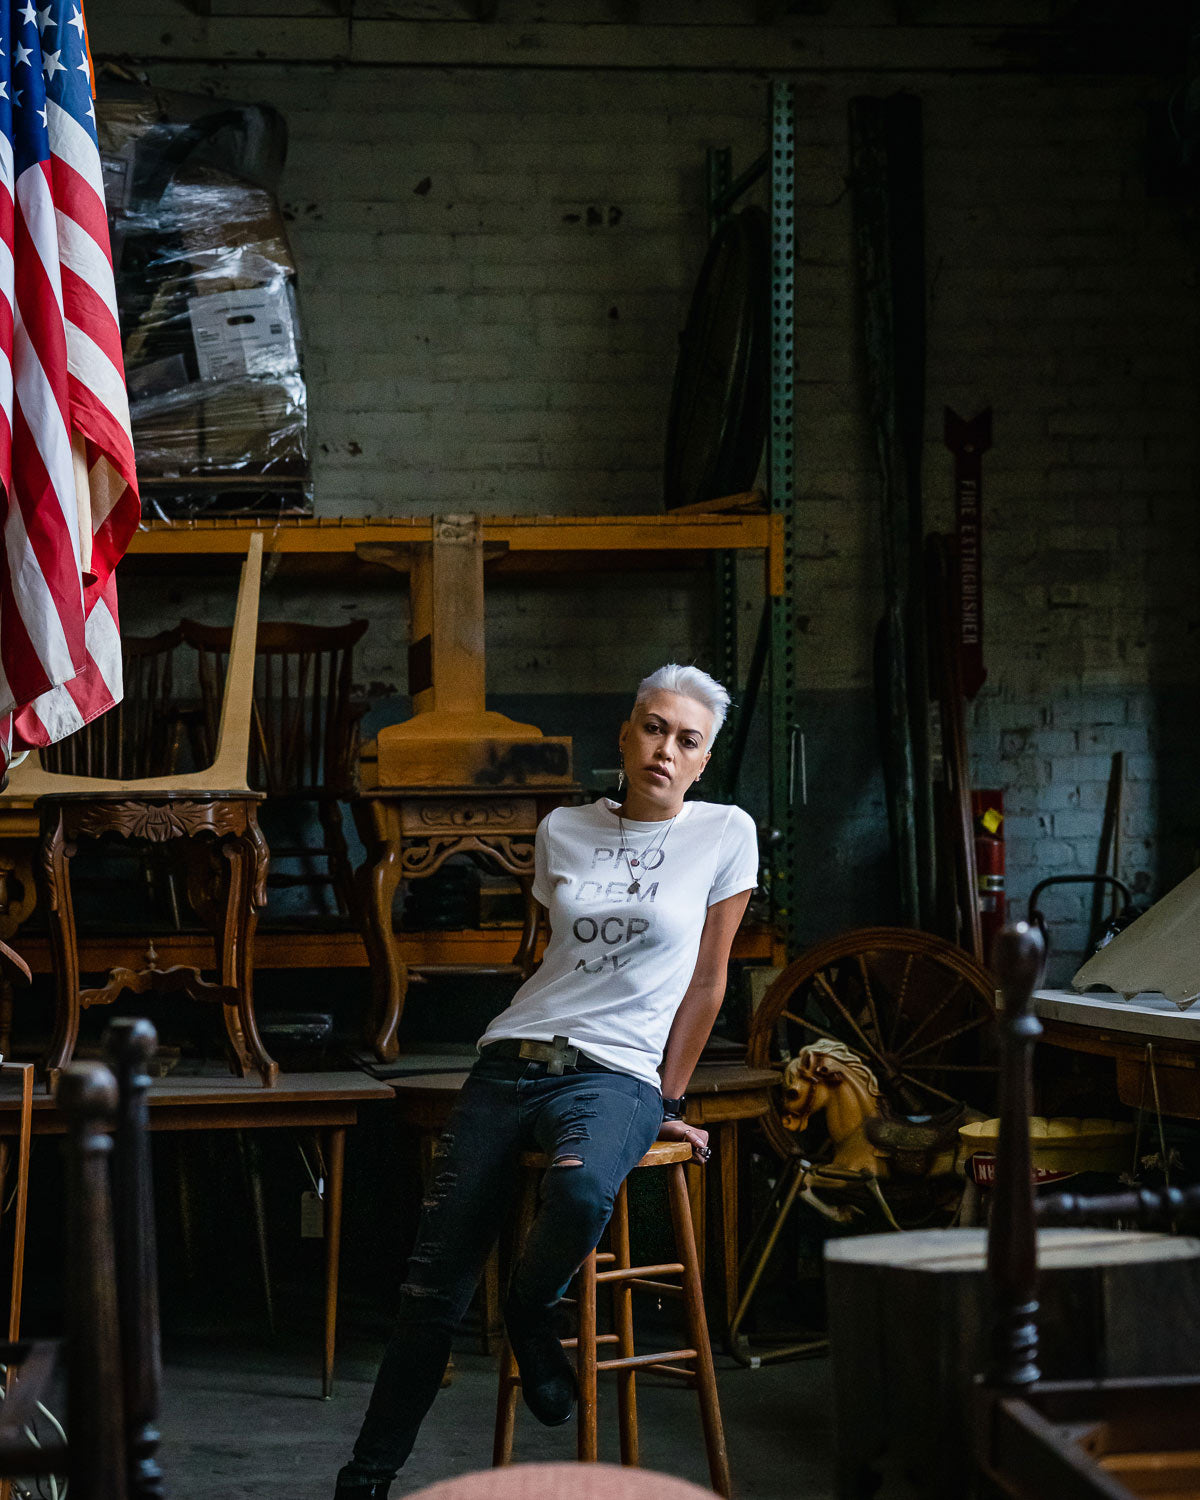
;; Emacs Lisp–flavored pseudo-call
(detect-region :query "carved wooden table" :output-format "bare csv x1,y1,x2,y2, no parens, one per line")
352,784,578,1061
38,791,277,1088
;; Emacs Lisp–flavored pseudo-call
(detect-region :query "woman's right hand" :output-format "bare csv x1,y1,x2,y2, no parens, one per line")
658,1116,711,1164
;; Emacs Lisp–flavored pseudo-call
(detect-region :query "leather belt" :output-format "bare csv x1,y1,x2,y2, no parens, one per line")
483,1035,579,1075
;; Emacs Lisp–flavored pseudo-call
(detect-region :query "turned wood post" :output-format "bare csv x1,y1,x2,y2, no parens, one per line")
986,921,1046,1391
59,1061,127,1500
104,1019,164,1500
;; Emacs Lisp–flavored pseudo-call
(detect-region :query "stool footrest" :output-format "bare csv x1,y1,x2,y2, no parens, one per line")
560,1334,619,1350
627,1277,683,1298
641,1363,697,1384
596,1261,683,1284
596,1348,696,1373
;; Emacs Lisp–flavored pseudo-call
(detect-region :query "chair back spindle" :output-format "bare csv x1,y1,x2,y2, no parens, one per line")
104,1019,164,1500
182,619,367,798
58,1061,128,1500
986,922,1046,1393
41,629,183,781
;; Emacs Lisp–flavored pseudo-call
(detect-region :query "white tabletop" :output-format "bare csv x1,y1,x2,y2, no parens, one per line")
1035,987,1200,1043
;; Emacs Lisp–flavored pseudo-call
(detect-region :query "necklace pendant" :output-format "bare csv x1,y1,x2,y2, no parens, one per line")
627,880,640,894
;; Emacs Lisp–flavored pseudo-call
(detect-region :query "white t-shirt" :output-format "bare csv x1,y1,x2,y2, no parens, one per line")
478,796,759,1088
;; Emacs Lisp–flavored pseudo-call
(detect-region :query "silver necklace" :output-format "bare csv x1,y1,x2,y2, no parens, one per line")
616,809,677,894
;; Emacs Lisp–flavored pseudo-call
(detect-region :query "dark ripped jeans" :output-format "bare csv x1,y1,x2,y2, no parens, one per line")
340,1047,664,1486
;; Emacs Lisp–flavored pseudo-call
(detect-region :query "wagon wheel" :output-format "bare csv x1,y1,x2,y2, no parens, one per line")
747,926,998,1161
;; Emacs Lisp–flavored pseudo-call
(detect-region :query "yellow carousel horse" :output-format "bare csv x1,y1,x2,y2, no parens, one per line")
779,1039,977,1228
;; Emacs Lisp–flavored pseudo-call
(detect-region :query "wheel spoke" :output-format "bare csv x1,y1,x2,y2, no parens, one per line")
903,1062,999,1073
895,975,965,1055
857,953,885,1051
886,951,915,1051
898,1072,961,1106
812,971,895,1078
902,1011,991,1064
781,1010,840,1044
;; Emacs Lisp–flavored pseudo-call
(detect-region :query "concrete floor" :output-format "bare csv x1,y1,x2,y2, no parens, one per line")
157,1330,835,1499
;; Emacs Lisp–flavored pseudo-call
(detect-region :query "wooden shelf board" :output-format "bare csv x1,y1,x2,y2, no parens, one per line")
127,510,776,558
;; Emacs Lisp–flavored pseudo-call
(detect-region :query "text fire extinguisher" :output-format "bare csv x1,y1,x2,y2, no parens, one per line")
972,790,1005,966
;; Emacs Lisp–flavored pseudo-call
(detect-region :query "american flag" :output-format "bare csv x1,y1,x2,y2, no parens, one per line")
0,0,138,773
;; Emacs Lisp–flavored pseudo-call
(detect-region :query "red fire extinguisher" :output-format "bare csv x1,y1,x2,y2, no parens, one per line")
972,789,1005,967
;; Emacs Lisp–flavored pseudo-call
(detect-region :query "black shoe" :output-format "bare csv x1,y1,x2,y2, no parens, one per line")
334,1466,390,1499
504,1293,578,1427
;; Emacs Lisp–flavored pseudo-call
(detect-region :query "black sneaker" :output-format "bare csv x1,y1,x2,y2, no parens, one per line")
334,1467,390,1498
504,1292,578,1427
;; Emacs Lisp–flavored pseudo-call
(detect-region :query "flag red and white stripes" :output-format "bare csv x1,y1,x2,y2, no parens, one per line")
0,0,139,774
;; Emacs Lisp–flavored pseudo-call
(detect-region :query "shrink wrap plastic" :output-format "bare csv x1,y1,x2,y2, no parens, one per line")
97,86,311,516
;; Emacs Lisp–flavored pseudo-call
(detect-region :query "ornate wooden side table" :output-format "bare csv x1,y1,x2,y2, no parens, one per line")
38,791,277,1088
352,784,578,1061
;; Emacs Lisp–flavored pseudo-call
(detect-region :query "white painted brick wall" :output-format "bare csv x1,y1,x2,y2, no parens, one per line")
97,11,1200,960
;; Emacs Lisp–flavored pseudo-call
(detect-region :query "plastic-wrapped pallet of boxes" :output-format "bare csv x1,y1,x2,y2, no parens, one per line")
97,83,311,517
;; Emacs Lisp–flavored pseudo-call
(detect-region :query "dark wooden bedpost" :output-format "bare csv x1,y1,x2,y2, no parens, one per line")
104,1019,164,1500
59,1060,127,1500
986,921,1046,1392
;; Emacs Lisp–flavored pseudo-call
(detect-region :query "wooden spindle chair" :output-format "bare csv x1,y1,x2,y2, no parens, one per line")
40,628,184,782
0,1015,164,1500
978,924,1200,1499
181,618,367,916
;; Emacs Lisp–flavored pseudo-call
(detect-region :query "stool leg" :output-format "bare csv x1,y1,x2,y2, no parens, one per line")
668,1163,732,1499
481,1246,501,1355
577,1248,599,1462
492,1336,520,1467
610,1183,639,1467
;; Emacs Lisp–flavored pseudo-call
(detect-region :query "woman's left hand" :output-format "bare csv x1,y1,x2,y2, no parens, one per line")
658,1116,711,1164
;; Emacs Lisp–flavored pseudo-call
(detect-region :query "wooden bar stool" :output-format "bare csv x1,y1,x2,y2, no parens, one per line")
493,1139,732,1498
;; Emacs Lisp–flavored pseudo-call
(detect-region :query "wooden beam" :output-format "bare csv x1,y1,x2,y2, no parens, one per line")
13,921,780,973
82,3,1082,74
125,511,775,556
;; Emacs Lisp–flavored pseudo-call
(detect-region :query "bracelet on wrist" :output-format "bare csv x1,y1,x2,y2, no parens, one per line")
662,1094,686,1120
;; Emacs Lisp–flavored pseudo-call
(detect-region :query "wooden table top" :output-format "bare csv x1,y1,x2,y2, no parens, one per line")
0,1067,393,1133
1035,988,1200,1047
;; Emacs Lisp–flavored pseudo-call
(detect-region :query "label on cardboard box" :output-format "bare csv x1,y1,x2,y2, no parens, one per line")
188,285,297,383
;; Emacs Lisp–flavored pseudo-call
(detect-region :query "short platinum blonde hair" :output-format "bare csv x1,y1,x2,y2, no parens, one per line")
634,664,730,749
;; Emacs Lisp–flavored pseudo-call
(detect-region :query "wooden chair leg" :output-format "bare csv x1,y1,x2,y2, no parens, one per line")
610,1183,639,1467
668,1163,732,1499
577,1247,599,1463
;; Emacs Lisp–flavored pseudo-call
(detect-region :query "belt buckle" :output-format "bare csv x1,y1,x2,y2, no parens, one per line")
519,1035,577,1075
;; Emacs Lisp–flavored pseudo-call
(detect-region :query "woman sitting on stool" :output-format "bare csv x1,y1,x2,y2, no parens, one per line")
334,663,759,1498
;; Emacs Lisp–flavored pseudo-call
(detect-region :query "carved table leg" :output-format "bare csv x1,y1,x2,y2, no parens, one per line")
219,814,277,1087
352,799,407,1063
41,807,82,1088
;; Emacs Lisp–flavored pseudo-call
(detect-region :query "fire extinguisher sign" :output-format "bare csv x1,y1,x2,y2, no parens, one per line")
945,407,992,701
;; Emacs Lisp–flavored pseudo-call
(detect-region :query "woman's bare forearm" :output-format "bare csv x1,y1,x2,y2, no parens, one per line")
660,982,727,1100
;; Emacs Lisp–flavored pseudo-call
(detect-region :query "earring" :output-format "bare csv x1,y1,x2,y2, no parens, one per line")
617,752,625,792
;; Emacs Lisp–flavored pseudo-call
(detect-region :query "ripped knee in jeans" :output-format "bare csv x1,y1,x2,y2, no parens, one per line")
551,1153,583,1168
